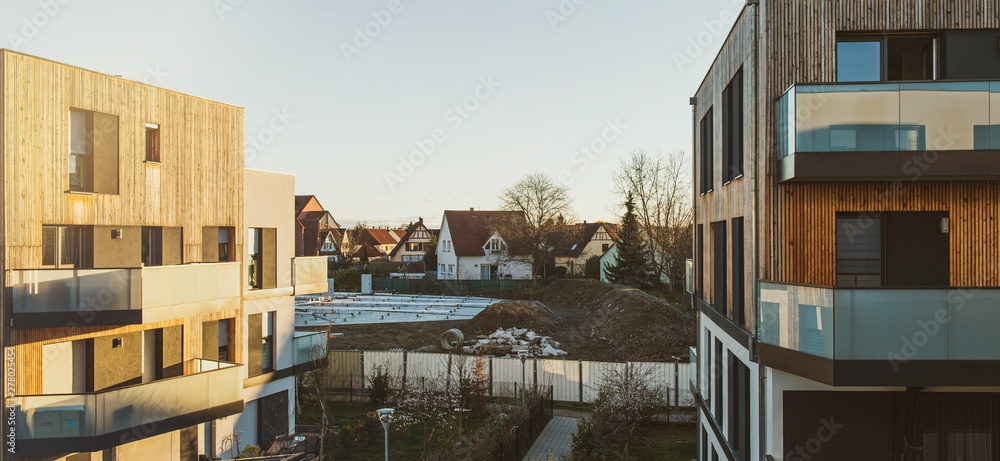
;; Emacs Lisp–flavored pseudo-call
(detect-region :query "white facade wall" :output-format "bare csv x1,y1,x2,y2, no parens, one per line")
436,217,458,279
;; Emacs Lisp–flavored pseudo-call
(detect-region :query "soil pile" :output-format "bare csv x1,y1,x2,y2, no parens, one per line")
541,279,696,360
463,300,560,336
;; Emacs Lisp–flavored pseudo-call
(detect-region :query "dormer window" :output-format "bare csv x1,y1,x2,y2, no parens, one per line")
322,237,335,251
485,237,504,252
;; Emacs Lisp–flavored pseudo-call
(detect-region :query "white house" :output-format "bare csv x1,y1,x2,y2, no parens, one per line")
436,209,533,280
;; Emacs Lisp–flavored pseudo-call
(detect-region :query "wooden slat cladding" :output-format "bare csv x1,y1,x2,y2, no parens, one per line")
1,50,247,395
1,50,245,269
781,181,1000,287
693,8,757,331
761,0,1000,287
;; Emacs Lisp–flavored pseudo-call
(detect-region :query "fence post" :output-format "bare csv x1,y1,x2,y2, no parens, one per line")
532,358,538,393
673,361,679,407
402,351,408,390
446,353,453,391
578,360,584,403
488,357,494,398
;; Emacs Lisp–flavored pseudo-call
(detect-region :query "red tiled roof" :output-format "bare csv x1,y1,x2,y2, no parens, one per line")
443,210,527,257
361,228,402,246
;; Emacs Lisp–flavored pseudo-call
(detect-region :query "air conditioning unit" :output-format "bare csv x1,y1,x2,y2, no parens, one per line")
32,406,84,438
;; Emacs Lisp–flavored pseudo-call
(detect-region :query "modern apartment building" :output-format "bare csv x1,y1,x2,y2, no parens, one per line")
0,50,327,460
689,2,1000,460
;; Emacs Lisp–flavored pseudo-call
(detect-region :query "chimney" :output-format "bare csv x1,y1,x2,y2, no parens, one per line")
470,207,474,211
584,220,587,224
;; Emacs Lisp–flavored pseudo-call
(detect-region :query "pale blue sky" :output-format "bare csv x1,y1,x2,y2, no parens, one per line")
3,0,743,228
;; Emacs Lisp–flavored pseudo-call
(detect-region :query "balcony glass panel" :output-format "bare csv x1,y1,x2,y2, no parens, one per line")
11,269,138,314
758,282,834,359
14,359,241,441
899,82,989,151
760,283,1000,361
684,259,694,293
780,80,1000,157
294,331,326,366
688,346,697,391
293,256,329,295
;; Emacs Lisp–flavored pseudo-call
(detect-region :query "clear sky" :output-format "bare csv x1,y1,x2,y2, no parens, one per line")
3,0,744,228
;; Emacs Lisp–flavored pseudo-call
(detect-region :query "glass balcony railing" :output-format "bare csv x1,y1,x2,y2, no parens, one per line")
13,359,242,444
293,256,329,295
684,259,694,294
778,81,1000,158
294,331,327,368
758,282,1000,361
688,346,698,392
9,262,241,326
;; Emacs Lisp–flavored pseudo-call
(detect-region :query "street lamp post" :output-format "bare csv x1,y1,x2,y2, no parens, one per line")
376,408,395,461
518,349,529,407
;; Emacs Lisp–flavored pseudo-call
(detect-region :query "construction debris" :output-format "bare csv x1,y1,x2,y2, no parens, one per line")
462,328,566,357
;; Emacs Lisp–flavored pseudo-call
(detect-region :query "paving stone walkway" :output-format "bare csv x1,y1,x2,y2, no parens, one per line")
523,416,579,461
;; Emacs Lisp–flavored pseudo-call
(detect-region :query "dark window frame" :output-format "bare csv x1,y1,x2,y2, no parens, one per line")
712,221,727,315
836,33,940,82
727,352,751,460
700,108,714,194
714,339,723,419
145,124,161,163
722,68,744,183
731,217,745,327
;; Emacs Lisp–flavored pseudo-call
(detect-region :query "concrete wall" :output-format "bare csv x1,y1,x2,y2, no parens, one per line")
244,170,294,289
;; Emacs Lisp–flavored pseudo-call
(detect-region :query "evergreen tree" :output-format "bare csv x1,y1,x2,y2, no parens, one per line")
605,192,651,287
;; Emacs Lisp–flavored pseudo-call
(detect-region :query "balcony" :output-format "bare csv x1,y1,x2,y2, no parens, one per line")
12,359,243,455
293,256,329,295
293,330,328,373
757,281,1000,386
10,262,241,328
777,81,1000,182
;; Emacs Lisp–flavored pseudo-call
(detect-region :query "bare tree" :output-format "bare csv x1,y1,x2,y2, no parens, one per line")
612,149,692,295
497,173,575,284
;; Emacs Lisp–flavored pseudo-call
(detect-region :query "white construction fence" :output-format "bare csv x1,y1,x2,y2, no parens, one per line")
329,350,693,407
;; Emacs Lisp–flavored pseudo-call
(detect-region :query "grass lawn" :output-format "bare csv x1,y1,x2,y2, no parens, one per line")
629,423,698,460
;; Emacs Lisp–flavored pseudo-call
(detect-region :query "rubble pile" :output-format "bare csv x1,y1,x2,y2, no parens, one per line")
463,327,567,357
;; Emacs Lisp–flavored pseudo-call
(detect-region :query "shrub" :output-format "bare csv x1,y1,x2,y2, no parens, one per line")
584,255,602,279
366,362,393,407
237,444,263,458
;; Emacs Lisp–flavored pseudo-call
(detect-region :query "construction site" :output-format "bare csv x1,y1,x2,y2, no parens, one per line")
296,278,696,362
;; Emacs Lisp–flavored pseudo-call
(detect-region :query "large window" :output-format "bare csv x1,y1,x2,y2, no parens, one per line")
42,225,91,268
261,312,274,372
218,318,231,362
407,242,423,252
145,123,160,163
836,215,881,287
712,221,727,315
248,228,263,289
722,69,743,182
731,218,744,327
728,353,751,461
218,228,232,262
837,35,937,82
696,224,704,298
67,108,119,194
700,109,714,194
142,226,162,267
713,339,723,420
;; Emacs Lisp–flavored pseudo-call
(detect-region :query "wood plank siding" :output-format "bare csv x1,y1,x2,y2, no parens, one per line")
693,0,1000,330
1,50,246,395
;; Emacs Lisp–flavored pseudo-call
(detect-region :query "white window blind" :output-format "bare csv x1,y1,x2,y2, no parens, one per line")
69,110,87,155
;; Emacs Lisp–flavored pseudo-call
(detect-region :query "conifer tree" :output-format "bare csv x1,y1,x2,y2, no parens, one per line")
605,192,650,287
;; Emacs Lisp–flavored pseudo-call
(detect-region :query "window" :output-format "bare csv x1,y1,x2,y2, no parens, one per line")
322,236,336,251
145,123,160,162
728,352,751,460
712,221,727,315
141,226,162,267
836,215,881,287
485,237,504,252
595,230,611,240
701,428,708,461
713,339,722,419
722,69,743,182
402,255,422,262
696,224,704,298
699,109,714,194
837,35,937,82
448,264,454,275
248,228,263,289
42,225,92,268
407,242,423,252
261,312,274,371
218,228,233,262
731,218,745,327
440,264,445,274
481,264,499,280
703,330,712,403
218,319,231,362
413,229,429,239
67,108,119,194
602,243,610,252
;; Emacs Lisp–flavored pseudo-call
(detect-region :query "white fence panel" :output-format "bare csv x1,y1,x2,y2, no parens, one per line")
581,361,626,402
406,352,450,382
363,351,405,386
676,363,693,406
491,357,535,393
537,359,580,402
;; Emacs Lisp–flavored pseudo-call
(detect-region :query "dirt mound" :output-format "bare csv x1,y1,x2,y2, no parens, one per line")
540,279,696,359
465,300,560,336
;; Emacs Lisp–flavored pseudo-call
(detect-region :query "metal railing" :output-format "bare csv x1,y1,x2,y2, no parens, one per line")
482,386,554,461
